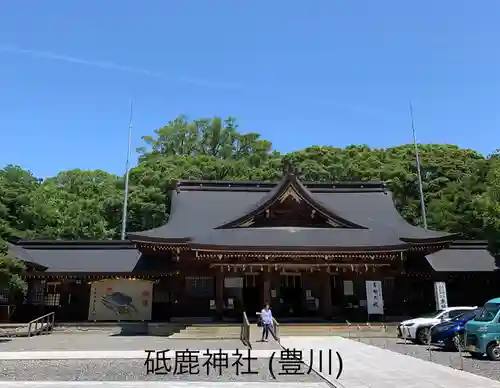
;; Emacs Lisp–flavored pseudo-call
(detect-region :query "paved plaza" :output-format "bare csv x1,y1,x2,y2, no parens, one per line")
0,384,328,388
365,337,500,382
1,333,500,386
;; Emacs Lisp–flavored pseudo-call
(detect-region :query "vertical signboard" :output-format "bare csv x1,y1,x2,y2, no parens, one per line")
434,282,448,310
365,281,384,315
88,279,153,321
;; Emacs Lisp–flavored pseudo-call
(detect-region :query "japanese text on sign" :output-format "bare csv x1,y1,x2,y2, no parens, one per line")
144,348,343,379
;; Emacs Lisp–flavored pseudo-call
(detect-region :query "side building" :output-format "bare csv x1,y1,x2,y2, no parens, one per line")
7,167,499,322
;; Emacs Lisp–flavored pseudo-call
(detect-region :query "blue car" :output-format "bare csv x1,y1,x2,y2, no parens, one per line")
430,309,480,351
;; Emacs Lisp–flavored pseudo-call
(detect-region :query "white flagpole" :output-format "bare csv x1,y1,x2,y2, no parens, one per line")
120,99,134,240
409,101,428,230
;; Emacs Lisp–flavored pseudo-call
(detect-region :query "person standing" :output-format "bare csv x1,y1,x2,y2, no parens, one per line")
259,303,273,342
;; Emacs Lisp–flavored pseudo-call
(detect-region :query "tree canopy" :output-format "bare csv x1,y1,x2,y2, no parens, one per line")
0,115,498,258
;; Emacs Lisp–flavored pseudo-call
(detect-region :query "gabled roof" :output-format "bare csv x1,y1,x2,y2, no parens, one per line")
7,240,164,273
127,169,456,252
426,241,499,272
215,164,365,229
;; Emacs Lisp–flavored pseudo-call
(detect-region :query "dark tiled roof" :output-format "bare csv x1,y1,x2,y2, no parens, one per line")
189,227,408,251
127,174,455,250
5,243,48,270
426,242,499,272
8,241,165,273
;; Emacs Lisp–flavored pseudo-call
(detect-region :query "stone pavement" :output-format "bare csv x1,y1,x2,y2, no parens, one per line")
5,333,500,386
0,333,278,352
280,336,500,388
0,332,279,360
362,337,500,382
0,383,329,387
0,349,277,360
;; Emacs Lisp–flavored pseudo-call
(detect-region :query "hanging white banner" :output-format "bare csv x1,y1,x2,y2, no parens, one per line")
434,282,448,310
365,280,384,315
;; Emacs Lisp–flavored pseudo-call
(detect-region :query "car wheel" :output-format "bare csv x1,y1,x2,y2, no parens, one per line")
443,338,456,351
416,327,429,345
486,343,500,361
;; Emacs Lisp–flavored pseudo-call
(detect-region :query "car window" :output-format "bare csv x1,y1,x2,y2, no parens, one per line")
475,303,500,322
420,310,444,318
440,312,450,320
453,310,479,322
449,310,467,318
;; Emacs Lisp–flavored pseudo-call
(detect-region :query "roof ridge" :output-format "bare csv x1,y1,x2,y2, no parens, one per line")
16,240,135,249
175,179,387,192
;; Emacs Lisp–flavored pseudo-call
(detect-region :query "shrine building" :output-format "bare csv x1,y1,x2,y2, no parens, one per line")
6,166,499,323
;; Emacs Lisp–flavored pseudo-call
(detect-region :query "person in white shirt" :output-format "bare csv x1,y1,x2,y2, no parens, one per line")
259,302,273,342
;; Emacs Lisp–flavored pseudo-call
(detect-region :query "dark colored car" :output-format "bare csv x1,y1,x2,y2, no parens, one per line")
430,309,480,351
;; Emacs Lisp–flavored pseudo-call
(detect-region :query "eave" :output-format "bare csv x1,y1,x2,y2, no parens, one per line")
189,243,409,253
193,247,407,260
401,233,459,245
14,240,135,249
23,271,179,279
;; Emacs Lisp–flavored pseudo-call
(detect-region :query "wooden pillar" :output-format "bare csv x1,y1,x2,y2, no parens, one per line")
215,271,224,320
262,269,271,307
321,271,333,319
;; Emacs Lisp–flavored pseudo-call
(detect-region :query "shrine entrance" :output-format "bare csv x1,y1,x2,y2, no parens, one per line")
242,274,261,319
279,273,306,317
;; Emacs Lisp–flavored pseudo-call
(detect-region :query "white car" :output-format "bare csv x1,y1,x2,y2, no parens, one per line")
398,306,477,344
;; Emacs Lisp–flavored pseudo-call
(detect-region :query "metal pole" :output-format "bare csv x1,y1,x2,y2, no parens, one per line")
120,99,134,240
409,101,428,230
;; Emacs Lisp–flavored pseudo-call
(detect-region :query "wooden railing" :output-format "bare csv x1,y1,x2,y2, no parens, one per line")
240,311,251,349
272,316,280,342
28,312,55,337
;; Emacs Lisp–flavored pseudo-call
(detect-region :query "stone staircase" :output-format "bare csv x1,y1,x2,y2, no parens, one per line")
277,323,397,338
53,322,186,336
0,323,53,338
167,322,397,340
168,324,242,339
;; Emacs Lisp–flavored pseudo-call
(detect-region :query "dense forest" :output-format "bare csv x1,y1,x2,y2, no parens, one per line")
0,115,499,292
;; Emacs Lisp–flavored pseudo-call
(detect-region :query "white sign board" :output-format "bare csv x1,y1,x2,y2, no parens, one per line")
88,279,153,321
365,281,384,315
434,282,448,310
224,277,243,288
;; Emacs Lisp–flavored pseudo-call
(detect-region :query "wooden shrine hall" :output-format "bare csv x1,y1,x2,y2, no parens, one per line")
7,165,500,323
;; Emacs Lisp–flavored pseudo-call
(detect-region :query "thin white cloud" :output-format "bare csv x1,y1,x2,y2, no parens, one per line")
0,46,241,90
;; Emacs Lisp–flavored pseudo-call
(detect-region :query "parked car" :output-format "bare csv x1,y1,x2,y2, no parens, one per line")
398,306,477,344
465,298,500,361
430,309,480,351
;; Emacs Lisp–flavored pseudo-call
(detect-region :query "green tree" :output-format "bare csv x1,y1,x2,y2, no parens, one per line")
0,242,27,298
0,115,497,251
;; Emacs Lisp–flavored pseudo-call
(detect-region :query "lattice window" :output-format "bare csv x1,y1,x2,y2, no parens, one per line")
185,276,214,297
29,280,45,305
44,282,61,307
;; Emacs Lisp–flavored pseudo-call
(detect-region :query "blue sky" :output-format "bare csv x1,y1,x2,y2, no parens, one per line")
1,1,498,178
